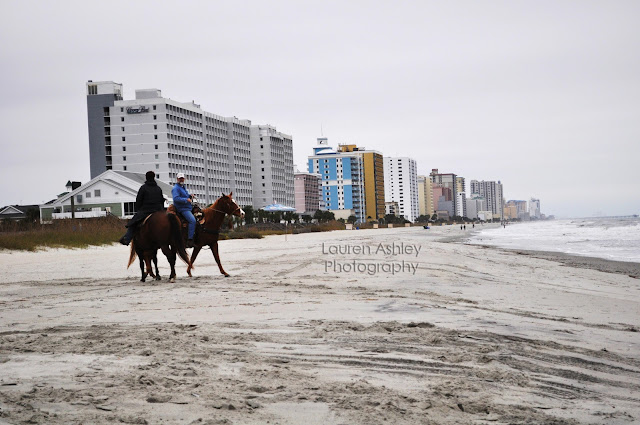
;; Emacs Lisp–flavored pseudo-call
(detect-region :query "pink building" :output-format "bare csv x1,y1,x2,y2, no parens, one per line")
294,172,321,215
432,186,452,211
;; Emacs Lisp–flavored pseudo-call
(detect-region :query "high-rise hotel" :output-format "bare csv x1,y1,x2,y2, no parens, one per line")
86,81,293,208
384,157,419,222
308,138,385,223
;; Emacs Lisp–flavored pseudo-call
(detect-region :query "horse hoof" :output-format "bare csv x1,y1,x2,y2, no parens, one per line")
156,276,161,281
224,273,230,277
169,278,175,283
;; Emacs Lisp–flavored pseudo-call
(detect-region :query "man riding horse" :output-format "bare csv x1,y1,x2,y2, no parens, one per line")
119,171,165,246
171,173,196,248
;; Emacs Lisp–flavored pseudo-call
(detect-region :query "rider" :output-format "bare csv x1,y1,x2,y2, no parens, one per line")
172,172,196,248
119,171,165,246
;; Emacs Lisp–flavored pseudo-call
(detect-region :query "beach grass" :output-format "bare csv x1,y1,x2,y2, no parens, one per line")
0,219,347,250
0,217,124,251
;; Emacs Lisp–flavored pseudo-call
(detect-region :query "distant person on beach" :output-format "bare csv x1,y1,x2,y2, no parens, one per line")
464,225,466,230
119,171,165,246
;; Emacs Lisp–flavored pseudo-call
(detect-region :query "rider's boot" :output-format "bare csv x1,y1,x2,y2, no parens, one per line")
120,226,135,246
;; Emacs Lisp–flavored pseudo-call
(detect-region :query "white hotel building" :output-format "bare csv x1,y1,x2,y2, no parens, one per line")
383,157,419,222
86,81,293,208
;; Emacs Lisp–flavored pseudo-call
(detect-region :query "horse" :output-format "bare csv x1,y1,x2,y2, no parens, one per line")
183,193,244,277
127,211,191,282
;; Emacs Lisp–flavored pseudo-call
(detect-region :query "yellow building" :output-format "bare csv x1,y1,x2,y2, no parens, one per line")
418,175,434,218
338,145,385,221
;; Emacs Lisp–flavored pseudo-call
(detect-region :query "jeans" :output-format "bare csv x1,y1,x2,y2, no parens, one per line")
178,208,196,239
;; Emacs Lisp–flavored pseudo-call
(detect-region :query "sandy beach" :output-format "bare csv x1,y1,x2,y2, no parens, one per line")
1,225,639,424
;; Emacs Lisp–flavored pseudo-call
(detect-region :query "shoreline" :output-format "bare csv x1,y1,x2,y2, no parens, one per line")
492,247,640,278
441,224,640,278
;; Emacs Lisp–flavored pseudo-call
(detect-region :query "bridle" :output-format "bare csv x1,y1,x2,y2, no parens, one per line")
208,201,242,217
198,197,242,235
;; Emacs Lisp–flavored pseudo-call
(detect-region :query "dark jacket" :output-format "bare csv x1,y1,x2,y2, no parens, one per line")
136,180,165,213
126,180,165,227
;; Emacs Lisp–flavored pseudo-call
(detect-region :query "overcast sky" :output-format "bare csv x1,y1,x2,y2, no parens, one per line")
1,0,639,217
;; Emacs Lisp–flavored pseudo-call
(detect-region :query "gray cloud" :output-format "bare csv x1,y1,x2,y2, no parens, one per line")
1,0,638,216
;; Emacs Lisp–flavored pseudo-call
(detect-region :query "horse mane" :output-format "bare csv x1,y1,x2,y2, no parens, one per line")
202,196,233,229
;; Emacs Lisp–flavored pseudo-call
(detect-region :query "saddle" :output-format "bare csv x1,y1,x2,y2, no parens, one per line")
167,204,203,232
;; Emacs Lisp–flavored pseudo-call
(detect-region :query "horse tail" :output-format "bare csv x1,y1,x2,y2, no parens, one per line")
168,213,191,267
127,238,137,269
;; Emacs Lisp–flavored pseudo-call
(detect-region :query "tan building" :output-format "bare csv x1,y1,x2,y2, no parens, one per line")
385,201,400,216
503,205,518,220
418,175,434,218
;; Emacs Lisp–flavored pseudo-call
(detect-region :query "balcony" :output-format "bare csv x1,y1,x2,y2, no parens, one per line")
52,210,108,219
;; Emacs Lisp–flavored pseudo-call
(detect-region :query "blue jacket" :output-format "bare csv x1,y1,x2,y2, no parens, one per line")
172,183,191,210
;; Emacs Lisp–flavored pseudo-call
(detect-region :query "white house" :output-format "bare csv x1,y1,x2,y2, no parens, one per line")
40,170,174,223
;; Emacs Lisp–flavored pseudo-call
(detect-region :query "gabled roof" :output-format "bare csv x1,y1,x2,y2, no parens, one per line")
0,204,40,219
41,170,173,208
0,205,40,215
112,171,174,198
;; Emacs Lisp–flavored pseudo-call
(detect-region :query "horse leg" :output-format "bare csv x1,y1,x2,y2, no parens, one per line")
187,245,202,277
153,251,161,280
138,255,147,282
143,253,154,280
161,244,177,283
212,242,229,277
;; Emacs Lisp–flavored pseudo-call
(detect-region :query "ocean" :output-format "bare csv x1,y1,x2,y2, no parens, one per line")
468,217,640,263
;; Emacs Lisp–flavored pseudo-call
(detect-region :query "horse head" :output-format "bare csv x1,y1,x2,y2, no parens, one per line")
219,192,245,219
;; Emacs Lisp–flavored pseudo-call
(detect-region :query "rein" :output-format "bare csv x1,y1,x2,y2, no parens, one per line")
198,200,240,235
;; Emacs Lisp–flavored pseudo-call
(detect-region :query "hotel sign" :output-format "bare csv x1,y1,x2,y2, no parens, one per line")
126,106,150,114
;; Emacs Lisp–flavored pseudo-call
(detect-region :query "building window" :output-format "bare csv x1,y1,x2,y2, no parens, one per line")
153,115,157,120
123,166,127,171
155,164,159,169
124,202,136,215
155,154,159,159
153,105,156,110
155,144,158,149
120,107,123,112
122,146,126,151
123,156,126,161
154,125,157,130
121,117,124,122
122,137,125,141
121,127,124,131
86,192,91,199
94,190,101,197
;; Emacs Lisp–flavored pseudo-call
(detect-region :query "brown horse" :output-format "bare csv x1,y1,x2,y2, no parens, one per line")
186,193,244,277
127,211,191,282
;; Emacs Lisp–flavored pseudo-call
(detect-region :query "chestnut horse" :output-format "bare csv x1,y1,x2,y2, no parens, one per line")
127,211,191,282
186,193,244,277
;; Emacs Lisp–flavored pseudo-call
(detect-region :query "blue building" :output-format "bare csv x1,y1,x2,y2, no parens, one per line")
308,138,367,222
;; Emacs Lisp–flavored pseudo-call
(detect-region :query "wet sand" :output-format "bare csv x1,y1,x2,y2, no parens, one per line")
1,225,639,424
